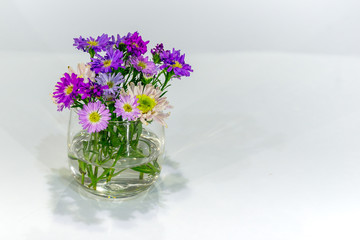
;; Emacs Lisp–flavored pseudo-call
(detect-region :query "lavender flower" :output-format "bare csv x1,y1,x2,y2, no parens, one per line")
96,72,124,97
160,48,193,77
78,102,111,133
90,48,124,74
124,32,149,56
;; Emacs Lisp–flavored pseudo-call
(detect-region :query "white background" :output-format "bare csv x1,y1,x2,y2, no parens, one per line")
1,0,360,239
2,0,360,55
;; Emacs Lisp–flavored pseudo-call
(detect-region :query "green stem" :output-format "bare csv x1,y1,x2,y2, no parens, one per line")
139,172,144,180
93,166,98,190
161,72,173,91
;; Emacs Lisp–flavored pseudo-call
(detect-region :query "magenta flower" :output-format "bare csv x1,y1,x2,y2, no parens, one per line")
90,48,124,74
53,73,81,110
160,48,193,77
73,34,111,53
114,95,140,121
124,32,149,56
78,102,111,133
129,55,157,78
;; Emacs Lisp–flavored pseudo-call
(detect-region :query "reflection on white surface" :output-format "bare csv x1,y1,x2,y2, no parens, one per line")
47,163,187,224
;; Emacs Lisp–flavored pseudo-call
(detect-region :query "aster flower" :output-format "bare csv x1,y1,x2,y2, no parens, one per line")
95,72,124,97
129,55,157,78
78,102,111,133
114,95,140,121
151,43,164,55
78,81,107,99
90,48,124,74
53,73,82,110
151,43,165,64
68,63,95,83
111,33,131,48
73,34,111,53
160,48,193,77
124,83,171,126
124,32,149,56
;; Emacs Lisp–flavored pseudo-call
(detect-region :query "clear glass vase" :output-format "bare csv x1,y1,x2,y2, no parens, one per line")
67,109,165,199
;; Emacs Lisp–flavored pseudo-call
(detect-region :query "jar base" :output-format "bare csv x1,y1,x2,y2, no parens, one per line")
72,173,159,199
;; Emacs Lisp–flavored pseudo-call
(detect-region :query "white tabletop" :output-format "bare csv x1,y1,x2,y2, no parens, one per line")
1,51,360,240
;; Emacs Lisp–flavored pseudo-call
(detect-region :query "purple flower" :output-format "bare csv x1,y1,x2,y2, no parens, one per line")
124,32,149,56
114,95,141,121
160,48,193,77
111,33,131,47
53,73,81,110
90,48,124,74
73,34,111,53
151,43,164,55
78,102,111,133
95,72,124,97
78,81,107,100
129,55,158,78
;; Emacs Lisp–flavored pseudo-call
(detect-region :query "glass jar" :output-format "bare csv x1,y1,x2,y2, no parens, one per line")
67,109,165,199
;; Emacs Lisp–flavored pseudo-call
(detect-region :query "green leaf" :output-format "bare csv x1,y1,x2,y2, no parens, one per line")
131,165,154,174
152,54,161,64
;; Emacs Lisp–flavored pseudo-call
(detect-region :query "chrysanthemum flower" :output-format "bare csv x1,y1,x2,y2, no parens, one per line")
160,48,193,77
124,83,171,126
95,72,124,97
114,95,140,121
68,63,95,83
73,34,111,53
78,102,111,133
90,48,124,74
124,32,149,57
129,55,157,78
53,73,81,110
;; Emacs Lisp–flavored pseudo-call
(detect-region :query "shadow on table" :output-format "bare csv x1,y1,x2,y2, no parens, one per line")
45,156,187,225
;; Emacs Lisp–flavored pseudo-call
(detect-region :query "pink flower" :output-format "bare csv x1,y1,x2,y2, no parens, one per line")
78,102,111,133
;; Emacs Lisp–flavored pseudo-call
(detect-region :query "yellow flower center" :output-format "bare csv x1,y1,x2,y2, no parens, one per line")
137,61,147,69
123,103,133,112
132,42,139,48
87,40,98,46
78,74,84,78
137,94,157,113
172,61,183,68
89,112,101,123
107,81,114,89
64,85,73,95
103,60,112,67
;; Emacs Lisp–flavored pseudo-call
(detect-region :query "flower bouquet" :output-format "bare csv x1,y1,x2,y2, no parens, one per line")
52,32,192,198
